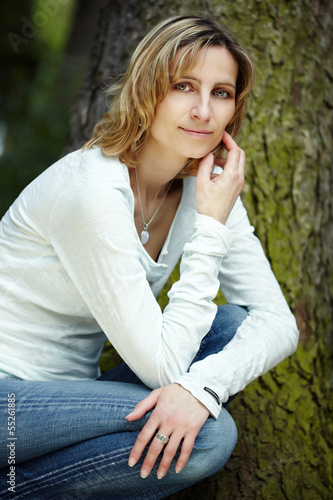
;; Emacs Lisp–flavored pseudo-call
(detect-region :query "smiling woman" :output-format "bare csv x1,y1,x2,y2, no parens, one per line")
151,46,238,164
88,16,254,175
0,15,298,500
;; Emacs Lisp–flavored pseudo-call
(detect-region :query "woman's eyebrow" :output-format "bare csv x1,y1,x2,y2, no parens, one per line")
176,75,236,88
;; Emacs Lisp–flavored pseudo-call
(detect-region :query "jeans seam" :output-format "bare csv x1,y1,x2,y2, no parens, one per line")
1,448,132,498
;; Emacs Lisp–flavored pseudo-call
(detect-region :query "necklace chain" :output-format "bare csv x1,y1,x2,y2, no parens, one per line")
135,168,172,245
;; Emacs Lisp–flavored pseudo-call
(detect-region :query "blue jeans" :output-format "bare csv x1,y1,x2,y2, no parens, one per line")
0,305,247,499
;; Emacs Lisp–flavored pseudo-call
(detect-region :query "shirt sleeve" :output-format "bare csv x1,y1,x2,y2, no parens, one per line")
176,197,299,418
48,163,234,388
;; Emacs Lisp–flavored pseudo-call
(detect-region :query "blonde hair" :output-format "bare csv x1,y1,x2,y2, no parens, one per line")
84,15,255,176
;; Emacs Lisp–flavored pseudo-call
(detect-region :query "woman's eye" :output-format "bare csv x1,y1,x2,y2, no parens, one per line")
214,89,229,98
175,83,191,92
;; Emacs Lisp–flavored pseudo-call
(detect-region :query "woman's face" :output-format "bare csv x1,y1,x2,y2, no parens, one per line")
145,45,238,166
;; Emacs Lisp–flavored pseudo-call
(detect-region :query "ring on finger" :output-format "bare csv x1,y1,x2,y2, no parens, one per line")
156,433,169,445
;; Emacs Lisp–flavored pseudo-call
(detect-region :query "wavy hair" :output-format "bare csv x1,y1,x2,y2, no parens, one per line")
84,15,255,176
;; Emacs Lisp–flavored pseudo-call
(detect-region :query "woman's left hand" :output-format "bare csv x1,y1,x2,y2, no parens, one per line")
126,383,210,479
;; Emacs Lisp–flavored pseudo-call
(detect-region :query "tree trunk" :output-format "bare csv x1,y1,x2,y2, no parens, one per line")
68,1,333,498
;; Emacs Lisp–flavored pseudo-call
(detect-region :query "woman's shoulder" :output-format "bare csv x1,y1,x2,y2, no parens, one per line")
32,147,131,202
7,148,132,225
63,147,129,183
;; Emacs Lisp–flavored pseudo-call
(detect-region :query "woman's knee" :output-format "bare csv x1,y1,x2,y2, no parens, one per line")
211,304,248,345
182,408,237,482
192,304,248,365
214,304,248,331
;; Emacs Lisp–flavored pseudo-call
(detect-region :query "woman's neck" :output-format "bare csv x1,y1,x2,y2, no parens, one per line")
134,140,186,205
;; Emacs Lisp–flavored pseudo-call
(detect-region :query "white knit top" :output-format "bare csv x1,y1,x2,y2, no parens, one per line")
0,147,298,417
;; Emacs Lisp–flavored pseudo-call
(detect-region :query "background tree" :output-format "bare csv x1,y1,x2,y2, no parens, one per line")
1,0,332,498
69,2,333,497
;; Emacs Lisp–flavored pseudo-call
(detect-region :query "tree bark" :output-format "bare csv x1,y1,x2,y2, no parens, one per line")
68,0,333,498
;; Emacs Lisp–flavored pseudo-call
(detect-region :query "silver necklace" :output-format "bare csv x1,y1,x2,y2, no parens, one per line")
135,168,172,245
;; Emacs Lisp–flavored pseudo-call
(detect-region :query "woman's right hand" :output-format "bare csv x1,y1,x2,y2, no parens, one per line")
126,383,210,479
195,131,245,225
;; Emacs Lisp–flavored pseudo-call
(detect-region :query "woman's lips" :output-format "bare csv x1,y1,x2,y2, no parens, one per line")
180,127,212,137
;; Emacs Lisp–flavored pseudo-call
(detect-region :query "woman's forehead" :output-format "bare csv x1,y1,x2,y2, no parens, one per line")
170,45,236,79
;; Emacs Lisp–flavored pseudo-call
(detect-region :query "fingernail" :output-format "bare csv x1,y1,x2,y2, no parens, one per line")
175,466,181,474
128,458,136,467
125,411,133,418
157,471,165,480
140,469,148,479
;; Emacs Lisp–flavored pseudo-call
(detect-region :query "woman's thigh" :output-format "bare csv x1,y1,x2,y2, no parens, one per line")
0,305,244,498
0,398,237,500
0,379,152,468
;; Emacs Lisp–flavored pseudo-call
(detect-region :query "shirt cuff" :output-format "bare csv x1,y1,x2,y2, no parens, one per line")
194,213,234,251
175,373,228,419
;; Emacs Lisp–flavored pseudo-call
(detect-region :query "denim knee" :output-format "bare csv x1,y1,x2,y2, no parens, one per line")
191,304,248,366
181,408,237,482
212,304,248,344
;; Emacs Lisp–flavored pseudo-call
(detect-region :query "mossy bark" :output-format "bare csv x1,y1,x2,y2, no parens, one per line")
68,0,333,498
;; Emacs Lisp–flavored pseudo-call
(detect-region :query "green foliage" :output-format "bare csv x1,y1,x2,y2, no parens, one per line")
32,0,77,51
0,0,79,217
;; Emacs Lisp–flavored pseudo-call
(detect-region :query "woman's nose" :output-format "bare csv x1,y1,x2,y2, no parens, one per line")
190,96,213,122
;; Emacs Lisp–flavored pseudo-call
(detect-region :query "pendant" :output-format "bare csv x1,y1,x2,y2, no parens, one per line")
140,230,149,245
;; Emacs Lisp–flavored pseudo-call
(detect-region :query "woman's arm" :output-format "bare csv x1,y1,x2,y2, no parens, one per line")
176,196,299,417
126,172,298,479
125,137,298,477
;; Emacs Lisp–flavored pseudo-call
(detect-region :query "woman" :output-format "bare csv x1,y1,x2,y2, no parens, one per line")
0,15,298,499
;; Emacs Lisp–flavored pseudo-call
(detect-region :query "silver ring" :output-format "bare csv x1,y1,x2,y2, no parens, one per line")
156,433,169,445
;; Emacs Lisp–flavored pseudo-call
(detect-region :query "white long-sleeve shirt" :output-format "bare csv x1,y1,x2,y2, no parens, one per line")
0,147,299,417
